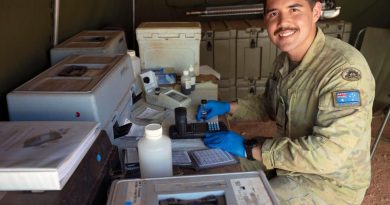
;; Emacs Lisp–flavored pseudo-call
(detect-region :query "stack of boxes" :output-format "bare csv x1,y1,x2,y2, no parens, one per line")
206,21,237,101
318,20,352,42
232,19,278,99
3,30,128,195
7,30,133,145
200,19,352,101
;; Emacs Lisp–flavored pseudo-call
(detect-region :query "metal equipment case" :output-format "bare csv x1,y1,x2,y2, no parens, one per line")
209,21,237,101
107,171,278,205
198,19,352,101
7,54,135,144
200,21,214,70
231,19,278,99
318,20,352,42
0,131,119,205
50,30,128,65
0,121,100,191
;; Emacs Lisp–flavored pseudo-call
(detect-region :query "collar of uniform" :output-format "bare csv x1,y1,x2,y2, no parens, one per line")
278,56,289,77
278,27,326,77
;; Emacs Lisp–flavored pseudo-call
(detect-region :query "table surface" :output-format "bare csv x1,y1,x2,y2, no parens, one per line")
167,80,242,176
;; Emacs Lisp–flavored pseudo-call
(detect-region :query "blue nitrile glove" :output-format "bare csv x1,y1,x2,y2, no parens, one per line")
203,131,245,158
196,100,230,121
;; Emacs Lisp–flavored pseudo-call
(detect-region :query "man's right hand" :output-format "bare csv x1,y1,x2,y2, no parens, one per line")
196,100,230,121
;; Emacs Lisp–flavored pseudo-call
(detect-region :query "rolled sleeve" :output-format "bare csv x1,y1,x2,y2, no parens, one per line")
261,138,275,169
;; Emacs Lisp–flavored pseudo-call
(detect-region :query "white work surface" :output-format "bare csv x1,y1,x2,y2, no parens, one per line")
119,80,219,151
162,81,219,151
162,81,218,129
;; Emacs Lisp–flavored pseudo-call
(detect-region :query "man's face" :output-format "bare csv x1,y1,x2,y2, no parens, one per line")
264,0,321,60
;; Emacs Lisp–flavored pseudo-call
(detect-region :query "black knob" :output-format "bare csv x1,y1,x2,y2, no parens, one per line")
154,87,161,95
143,77,150,83
250,39,256,48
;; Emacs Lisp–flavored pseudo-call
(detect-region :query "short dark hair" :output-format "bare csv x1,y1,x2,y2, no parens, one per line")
264,0,318,10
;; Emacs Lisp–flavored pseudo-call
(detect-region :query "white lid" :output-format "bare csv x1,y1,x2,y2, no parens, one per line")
189,65,194,72
128,50,136,57
183,70,189,76
145,124,162,139
13,55,125,92
137,22,201,32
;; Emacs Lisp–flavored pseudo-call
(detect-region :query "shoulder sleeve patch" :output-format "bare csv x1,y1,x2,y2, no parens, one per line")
333,90,361,107
341,68,361,81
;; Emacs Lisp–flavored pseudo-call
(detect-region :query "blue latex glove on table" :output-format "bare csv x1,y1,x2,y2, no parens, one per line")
203,131,245,158
196,100,230,121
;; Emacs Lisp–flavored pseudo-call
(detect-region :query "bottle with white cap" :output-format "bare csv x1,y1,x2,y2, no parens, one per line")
188,65,196,91
181,70,192,95
127,50,142,96
138,124,172,178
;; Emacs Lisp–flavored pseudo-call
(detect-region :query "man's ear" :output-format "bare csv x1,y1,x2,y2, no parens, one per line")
312,2,322,22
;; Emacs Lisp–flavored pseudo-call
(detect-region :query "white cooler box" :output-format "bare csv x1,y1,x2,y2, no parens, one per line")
7,54,135,144
50,30,128,65
136,22,201,75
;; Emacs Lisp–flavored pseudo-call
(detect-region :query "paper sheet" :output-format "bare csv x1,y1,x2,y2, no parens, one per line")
172,150,192,165
136,107,164,120
199,65,221,80
126,124,145,138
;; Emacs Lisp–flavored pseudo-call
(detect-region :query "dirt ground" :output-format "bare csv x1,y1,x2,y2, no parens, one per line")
362,114,390,205
229,112,390,205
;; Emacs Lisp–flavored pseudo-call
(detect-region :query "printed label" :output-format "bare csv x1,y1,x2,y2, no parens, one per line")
124,181,142,205
231,177,273,205
185,81,191,89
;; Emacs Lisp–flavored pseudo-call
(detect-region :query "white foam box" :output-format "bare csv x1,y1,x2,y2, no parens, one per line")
0,121,100,191
50,30,128,65
136,22,201,75
7,54,134,144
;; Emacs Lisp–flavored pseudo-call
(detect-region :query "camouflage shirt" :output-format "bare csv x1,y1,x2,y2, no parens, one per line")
232,28,375,202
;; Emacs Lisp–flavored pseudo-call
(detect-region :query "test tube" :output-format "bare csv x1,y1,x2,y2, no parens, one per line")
201,99,207,121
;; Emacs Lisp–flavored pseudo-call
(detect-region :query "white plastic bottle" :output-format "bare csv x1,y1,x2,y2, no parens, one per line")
138,124,172,178
127,50,142,96
181,70,192,95
188,65,196,91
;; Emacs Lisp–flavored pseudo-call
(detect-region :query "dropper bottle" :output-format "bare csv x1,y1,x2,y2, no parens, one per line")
188,65,196,91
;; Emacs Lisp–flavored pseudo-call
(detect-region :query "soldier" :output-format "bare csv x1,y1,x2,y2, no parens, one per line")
196,0,375,204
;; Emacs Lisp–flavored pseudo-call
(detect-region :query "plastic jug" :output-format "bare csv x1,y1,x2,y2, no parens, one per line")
188,65,196,91
128,50,142,96
138,124,172,178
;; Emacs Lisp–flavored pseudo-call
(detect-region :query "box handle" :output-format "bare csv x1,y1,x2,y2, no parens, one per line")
156,33,180,38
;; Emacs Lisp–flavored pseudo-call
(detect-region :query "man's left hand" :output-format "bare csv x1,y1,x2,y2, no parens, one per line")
203,131,245,158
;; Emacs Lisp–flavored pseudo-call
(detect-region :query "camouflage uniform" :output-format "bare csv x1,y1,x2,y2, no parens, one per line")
232,28,375,205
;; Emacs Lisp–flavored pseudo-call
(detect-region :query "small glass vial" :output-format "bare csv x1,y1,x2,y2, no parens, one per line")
188,65,196,91
200,99,207,121
138,124,172,178
154,87,161,95
181,70,191,95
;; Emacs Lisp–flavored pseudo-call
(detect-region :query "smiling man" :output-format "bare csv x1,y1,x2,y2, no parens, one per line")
196,0,375,204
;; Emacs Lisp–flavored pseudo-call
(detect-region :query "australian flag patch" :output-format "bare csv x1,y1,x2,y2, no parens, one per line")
333,90,361,107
